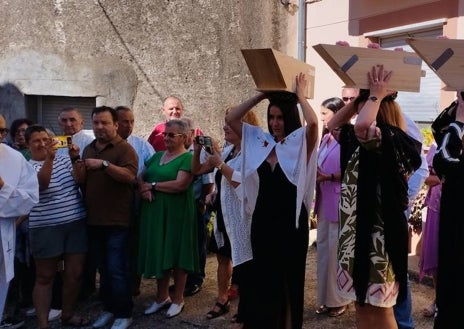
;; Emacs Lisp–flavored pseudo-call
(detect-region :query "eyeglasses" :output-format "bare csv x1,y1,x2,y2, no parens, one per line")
15,128,26,135
342,97,355,102
0,128,9,135
162,132,184,138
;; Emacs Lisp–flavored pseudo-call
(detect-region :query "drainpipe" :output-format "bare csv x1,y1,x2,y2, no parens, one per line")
297,0,306,61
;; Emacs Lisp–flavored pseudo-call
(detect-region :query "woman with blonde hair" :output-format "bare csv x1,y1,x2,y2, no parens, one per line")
327,65,422,329
192,108,259,326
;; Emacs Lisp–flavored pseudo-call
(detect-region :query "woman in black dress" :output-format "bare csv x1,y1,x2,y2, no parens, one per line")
225,73,319,329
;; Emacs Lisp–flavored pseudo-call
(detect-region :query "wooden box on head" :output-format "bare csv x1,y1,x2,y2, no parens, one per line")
312,43,425,92
241,48,315,99
406,37,464,91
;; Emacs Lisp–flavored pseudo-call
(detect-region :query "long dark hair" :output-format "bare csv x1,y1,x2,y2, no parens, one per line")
10,118,34,140
321,97,344,114
266,92,302,138
321,97,344,135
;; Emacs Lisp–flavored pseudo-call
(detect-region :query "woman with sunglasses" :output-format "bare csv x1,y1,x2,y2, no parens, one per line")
137,119,198,319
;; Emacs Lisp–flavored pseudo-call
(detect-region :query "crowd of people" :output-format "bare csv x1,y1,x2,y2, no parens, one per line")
0,58,462,329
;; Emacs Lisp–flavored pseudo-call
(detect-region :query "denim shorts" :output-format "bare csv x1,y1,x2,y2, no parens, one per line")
30,220,88,259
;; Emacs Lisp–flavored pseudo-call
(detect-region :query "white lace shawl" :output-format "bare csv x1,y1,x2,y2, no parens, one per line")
213,144,256,266
240,123,318,229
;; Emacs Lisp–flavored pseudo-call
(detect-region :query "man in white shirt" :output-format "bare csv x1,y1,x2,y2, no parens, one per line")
394,113,429,329
116,106,155,176
0,114,39,321
116,106,155,296
56,107,94,157
56,107,95,303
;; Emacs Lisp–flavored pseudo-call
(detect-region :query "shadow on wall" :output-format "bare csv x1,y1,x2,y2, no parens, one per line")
0,83,26,144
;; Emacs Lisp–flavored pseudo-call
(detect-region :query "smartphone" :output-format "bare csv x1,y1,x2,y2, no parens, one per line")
53,135,72,148
195,135,213,154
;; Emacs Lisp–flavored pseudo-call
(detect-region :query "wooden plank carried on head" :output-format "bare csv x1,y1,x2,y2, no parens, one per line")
406,37,464,91
312,43,424,92
241,48,315,99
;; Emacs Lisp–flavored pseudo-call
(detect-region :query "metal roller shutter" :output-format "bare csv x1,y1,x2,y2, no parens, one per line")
39,96,96,135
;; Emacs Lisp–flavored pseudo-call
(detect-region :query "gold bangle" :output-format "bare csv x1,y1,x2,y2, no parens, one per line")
217,161,226,171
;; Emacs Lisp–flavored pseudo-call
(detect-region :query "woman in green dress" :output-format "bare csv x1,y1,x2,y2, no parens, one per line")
137,119,198,319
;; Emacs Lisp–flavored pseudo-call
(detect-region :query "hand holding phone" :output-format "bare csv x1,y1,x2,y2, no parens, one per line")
53,135,72,148
195,135,214,154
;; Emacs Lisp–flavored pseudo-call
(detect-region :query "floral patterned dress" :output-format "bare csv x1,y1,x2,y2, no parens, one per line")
336,123,421,308
337,147,398,307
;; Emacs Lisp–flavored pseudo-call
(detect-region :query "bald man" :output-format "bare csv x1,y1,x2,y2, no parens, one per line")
147,96,202,151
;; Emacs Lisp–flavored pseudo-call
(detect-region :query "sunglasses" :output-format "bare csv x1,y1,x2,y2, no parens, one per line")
342,97,355,102
162,132,184,138
0,128,9,135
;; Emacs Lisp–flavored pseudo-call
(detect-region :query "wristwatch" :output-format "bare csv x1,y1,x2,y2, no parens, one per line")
151,181,157,191
368,95,379,103
101,160,110,170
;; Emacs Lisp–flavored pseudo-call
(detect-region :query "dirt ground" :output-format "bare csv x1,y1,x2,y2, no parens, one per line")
22,244,435,329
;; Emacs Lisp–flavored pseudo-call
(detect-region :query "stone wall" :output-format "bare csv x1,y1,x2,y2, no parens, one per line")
0,0,291,140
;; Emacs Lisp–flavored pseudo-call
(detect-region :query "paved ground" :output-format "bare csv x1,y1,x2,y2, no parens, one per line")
22,244,435,329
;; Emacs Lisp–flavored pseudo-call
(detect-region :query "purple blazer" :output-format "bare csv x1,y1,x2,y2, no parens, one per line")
314,133,341,222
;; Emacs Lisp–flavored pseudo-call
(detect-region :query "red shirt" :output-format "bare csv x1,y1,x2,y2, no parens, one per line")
147,121,204,151
147,122,167,151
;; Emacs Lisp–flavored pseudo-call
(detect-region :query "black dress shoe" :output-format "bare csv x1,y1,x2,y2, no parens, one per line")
184,284,202,296
169,283,202,296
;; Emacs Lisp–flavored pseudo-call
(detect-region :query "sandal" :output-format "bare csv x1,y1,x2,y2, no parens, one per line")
206,300,230,319
315,305,329,315
329,306,347,317
61,315,90,327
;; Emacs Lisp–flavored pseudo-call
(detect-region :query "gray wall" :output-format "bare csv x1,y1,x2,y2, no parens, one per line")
0,0,290,141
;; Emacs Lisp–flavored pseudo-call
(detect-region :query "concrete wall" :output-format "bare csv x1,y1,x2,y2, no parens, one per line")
0,0,292,140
